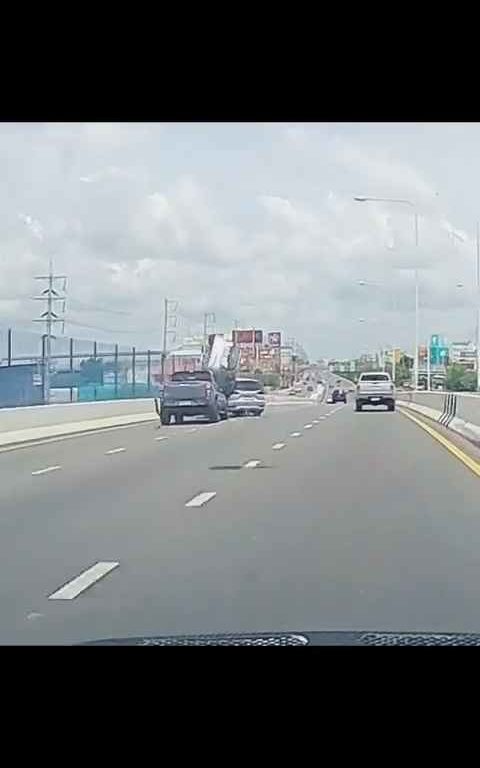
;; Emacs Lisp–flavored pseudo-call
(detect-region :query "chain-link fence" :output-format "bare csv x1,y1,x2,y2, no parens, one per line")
0,326,163,407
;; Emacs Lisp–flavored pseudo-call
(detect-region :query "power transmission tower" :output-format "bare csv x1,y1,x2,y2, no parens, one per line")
33,260,67,403
161,299,178,380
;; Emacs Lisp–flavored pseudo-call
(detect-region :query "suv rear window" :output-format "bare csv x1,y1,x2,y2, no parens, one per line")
171,371,211,382
360,374,390,382
235,380,264,392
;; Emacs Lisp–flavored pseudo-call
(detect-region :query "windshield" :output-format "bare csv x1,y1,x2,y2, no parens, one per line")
164,382,207,397
235,380,264,392
171,371,211,382
360,374,390,382
4,122,480,646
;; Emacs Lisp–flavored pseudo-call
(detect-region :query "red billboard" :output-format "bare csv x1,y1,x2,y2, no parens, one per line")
233,329,254,345
233,330,263,345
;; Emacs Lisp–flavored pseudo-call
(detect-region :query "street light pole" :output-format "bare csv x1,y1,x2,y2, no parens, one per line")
354,196,419,389
476,221,480,392
414,212,420,391
414,268,419,391
426,333,431,391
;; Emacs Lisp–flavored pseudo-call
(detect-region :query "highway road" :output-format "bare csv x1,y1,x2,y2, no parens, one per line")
2,394,480,644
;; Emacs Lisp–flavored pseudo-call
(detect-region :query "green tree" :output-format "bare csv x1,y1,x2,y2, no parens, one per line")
399,354,413,369
446,364,471,391
393,364,411,387
459,370,476,391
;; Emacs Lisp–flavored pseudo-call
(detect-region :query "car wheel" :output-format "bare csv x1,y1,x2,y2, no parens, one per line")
388,403,395,412
220,410,228,420
355,403,362,412
160,410,171,425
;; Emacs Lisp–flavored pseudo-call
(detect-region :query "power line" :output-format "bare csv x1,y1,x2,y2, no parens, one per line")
67,298,132,316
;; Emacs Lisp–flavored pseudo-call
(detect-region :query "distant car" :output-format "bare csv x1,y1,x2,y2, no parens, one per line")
228,377,265,417
355,371,395,412
331,387,347,403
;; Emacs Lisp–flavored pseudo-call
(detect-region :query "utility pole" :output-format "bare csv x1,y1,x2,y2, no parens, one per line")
161,299,178,382
33,260,67,404
202,312,216,365
426,340,431,391
287,337,297,385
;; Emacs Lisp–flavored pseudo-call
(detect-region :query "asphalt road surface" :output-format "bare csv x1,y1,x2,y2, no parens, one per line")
2,396,480,644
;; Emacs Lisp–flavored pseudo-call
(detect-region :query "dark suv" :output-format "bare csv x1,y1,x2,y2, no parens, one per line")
331,387,347,403
160,370,228,424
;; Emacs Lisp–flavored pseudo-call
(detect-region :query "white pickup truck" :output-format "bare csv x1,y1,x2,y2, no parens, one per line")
355,371,395,412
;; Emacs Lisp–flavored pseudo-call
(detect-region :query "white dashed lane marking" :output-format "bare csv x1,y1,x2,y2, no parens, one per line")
313,419,319,424
244,460,261,468
105,447,126,455
290,432,302,438
185,491,217,508
31,465,61,476
272,443,285,450
155,436,168,441
304,424,313,429
48,561,119,600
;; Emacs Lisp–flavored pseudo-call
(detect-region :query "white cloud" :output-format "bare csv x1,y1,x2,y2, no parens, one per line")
282,125,308,147
0,122,479,357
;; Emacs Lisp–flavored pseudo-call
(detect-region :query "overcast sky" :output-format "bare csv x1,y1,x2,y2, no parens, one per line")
1,121,480,360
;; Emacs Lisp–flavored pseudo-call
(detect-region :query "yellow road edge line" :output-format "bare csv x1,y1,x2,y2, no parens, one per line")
399,407,480,479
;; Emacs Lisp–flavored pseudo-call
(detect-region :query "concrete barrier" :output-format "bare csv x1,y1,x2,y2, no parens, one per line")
0,391,314,449
398,391,480,446
0,398,156,433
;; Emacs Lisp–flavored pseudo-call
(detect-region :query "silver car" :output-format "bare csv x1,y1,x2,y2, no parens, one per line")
228,377,266,416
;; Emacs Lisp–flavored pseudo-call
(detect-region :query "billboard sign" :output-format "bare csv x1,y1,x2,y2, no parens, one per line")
233,329,254,345
430,334,449,366
233,330,263,345
267,332,281,348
